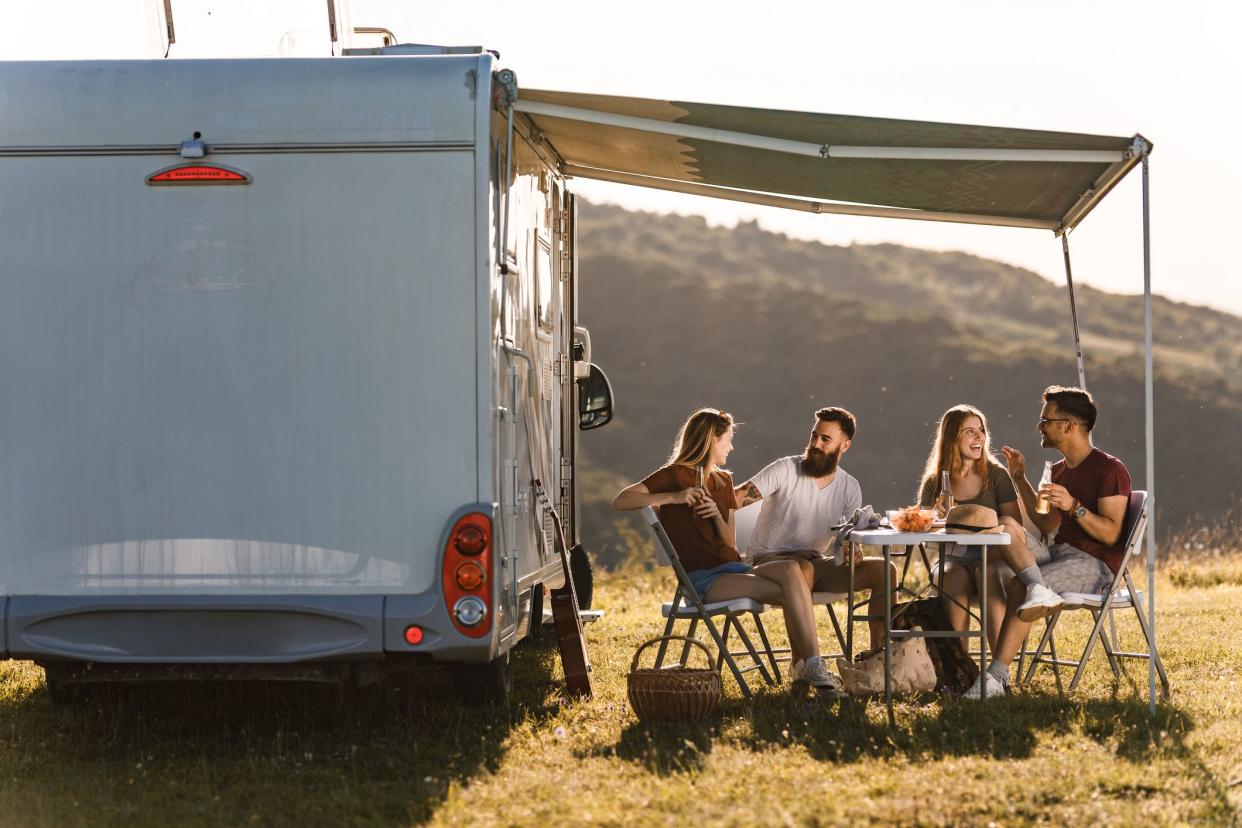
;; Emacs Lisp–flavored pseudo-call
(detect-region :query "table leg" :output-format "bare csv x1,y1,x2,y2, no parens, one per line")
847,543,856,662
884,544,894,727
980,545,989,699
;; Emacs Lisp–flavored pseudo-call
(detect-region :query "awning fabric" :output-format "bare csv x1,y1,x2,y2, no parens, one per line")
515,89,1147,233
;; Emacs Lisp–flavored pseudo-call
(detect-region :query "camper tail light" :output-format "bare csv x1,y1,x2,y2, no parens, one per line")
403,625,424,645
455,561,485,591
453,597,487,627
454,525,486,555
146,163,252,185
442,512,493,638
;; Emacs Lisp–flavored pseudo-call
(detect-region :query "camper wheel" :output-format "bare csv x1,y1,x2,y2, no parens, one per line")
447,651,513,702
570,544,594,611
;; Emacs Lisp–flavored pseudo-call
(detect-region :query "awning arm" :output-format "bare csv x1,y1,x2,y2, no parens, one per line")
563,163,1059,231
1061,234,1088,389
1057,135,1148,232
516,99,1129,163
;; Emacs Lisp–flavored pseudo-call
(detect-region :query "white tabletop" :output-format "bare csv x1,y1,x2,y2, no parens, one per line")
849,528,1011,545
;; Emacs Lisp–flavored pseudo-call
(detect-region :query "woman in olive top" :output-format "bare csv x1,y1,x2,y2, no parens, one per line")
918,404,1047,652
612,408,836,688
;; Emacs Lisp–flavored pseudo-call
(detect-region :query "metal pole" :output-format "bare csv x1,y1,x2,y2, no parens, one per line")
980,545,988,697
513,100,1128,163
1141,149,1157,716
884,544,894,727
1061,234,1088,390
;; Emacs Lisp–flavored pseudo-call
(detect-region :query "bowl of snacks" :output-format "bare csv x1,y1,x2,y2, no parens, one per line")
890,505,936,532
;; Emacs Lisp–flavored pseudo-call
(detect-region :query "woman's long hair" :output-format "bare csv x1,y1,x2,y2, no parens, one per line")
668,408,734,483
919,404,999,500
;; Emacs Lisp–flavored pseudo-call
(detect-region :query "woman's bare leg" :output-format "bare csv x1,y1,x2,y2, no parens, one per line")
706,560,819,662
976,563,1007,651
940,562,975,654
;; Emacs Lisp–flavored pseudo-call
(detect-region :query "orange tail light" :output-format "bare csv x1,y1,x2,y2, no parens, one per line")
442,512,493,638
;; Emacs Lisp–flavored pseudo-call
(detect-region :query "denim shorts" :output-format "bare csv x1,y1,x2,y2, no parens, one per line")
940,527,1050,568
688,561,752,596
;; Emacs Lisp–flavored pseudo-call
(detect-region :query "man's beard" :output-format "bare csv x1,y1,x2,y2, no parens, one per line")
800,446,841,477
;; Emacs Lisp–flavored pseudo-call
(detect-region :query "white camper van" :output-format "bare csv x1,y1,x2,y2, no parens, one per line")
0,49,613,699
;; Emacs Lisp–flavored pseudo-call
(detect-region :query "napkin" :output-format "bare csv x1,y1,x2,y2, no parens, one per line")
832,505,882,564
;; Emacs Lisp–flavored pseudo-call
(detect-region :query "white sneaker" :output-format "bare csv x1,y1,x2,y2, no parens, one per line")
793,656,843,691
962,670,1007,700
1017,583,1065,622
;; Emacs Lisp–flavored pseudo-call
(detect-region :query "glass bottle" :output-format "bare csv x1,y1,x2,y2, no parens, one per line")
940,469,955,513
1035,461,1054,514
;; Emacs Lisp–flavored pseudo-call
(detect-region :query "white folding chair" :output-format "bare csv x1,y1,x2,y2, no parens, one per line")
733,501,851,660
1020,490,1170,696
641,506,777,699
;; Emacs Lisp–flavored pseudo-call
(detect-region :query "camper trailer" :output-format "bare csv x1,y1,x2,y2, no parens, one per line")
0,48,611,699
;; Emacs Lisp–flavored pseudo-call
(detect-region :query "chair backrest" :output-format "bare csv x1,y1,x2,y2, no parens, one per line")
640,506,707,608
1106,490,1148,590
734,501,762,557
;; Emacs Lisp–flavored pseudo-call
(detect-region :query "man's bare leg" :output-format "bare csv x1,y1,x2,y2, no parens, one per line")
978,564,1007,651
991,516,1063,622
992,516,1035,573
808,556,897,653
990,575,1034,677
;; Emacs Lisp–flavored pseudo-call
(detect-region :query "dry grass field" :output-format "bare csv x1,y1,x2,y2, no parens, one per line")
1,553,1239,827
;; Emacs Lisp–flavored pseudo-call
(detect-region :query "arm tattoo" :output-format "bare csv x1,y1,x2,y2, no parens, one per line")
738,482,763,507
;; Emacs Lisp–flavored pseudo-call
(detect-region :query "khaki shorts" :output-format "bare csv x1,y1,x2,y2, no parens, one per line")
994,533,1112,596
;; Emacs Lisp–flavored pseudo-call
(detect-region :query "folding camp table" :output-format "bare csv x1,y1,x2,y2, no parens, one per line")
848,527,1010,726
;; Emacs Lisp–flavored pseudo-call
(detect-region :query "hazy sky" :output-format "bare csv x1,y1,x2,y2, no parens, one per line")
6,0,1239,316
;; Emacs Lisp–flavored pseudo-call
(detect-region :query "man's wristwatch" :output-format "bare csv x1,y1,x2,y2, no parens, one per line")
1072,499,1088,519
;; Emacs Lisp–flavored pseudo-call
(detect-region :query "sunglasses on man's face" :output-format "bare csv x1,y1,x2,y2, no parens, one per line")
1038,417,1073,427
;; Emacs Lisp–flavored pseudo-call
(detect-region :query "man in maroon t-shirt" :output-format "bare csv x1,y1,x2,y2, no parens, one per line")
964,386,1132,699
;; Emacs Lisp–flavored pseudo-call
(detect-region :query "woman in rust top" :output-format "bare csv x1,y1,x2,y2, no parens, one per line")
612,408,836,688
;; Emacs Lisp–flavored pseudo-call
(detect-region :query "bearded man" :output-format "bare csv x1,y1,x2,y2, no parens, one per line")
735,407,896,652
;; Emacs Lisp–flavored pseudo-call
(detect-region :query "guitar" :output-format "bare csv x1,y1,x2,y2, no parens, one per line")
534,479,593,699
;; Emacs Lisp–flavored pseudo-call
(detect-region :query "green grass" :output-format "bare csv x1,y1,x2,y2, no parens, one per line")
2,564,1240,827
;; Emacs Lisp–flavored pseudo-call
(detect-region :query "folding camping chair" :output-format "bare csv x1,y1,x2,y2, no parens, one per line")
641,506,776,699
733,501,852,661
1020,490,1170,696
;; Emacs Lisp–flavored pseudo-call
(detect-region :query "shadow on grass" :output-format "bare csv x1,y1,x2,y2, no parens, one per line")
598,681,1196,774
0,639,568,826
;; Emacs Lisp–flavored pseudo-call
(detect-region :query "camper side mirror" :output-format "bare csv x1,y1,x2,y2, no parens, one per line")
577,363,613,431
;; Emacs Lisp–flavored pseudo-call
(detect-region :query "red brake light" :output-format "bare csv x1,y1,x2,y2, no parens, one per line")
146,164,251,185
454,525,486,556
403,625,424,645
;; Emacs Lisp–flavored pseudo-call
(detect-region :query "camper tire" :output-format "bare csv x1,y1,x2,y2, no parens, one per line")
448,651,513,702
569,544,594,611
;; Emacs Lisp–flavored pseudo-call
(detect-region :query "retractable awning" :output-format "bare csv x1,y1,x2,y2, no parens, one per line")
515,89,1148,233
509,84,1161,717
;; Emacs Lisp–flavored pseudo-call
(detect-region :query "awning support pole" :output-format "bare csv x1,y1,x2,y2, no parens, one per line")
1141,147,1157,717
1061,234,1088,389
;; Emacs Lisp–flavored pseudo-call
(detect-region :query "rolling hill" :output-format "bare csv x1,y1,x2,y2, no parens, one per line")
575,202,1241,566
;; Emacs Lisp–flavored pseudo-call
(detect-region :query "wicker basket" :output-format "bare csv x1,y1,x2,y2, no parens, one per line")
627,635,722,722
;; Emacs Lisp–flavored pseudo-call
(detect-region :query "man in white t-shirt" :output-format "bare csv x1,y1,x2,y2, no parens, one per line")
735,407,896,653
